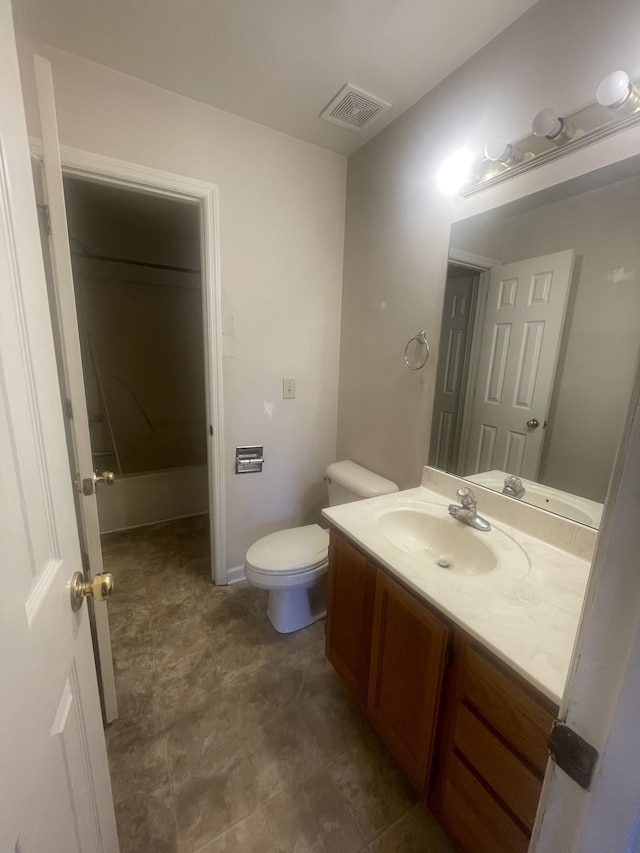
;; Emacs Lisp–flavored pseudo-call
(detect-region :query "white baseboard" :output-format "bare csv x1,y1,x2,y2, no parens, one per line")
226,564,246,585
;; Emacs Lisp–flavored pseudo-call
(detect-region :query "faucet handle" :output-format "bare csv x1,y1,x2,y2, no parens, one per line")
504,475,523,490
456,487,477,508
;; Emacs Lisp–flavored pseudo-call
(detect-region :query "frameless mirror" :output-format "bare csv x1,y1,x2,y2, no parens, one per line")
429,154,640,528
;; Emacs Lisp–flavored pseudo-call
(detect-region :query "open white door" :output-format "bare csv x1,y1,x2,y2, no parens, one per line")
532,365,640,852
464,250,574,479
0,3,118,850
32,55,118,721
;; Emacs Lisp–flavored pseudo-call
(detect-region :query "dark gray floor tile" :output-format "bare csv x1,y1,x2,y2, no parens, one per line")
108,597,151,638
113,780,179,853
327,738,417,842
203,608,307,687
242,706,325,801
194,809,276,853
152,613,210,669
263,769,365,853
113,667,164,735
101,550,146,594
300,681,376,761
368,804,455,853
106,724,171,806
111,632,157,679
157,643,215,691
103,518,452,853
165,692,249,782
174,739,266,853
147,581,197,629
183,555,215,589
225,582,269,614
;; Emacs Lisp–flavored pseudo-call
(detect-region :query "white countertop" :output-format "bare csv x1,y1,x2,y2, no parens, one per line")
322,468,595,706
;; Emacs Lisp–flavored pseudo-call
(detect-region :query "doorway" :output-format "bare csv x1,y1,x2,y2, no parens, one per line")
33,141,226,723
62,177,209,532
428,261,481,476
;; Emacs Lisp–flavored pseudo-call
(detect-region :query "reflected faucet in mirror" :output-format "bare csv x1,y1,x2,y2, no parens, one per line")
428,154,640,529
502,476,526,499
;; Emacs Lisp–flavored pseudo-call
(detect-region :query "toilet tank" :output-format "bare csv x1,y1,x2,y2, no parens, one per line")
325,460,399,506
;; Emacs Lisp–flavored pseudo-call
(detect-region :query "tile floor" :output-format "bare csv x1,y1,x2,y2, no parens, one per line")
102,515,455,853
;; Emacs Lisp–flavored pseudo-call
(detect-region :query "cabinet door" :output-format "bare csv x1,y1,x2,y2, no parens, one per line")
325,531,377,704
367,570,450,794
434,639,557,853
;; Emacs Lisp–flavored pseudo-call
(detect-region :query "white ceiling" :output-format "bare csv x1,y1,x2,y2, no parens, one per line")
12,0,538,156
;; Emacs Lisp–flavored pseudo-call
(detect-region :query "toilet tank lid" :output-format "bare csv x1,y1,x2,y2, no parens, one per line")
326,460,399,497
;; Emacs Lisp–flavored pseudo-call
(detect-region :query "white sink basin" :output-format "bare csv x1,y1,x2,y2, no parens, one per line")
375,501,529,577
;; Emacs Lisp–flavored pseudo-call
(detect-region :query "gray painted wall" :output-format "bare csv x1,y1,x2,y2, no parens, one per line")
337,0,640,491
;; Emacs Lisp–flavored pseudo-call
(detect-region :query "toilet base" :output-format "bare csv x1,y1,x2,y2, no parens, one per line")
266,578,327,634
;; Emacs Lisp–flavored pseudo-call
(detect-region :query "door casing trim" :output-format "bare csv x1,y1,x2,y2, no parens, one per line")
30,139,227,584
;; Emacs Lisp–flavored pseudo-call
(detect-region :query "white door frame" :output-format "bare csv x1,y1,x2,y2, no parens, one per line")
31,142,227,585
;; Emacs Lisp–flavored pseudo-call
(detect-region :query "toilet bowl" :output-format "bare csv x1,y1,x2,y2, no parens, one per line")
245,524,329,634
244,461,398,633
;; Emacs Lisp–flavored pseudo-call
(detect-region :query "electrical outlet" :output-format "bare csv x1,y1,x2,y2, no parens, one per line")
283,378,296,399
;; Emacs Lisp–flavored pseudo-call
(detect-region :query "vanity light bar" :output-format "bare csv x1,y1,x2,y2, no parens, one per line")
455,70,640,197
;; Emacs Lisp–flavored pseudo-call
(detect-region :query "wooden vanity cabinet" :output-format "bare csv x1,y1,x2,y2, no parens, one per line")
368,569,450,793
325,529,559,853
326,531,449,791
325,531,376,704
431,639,557,853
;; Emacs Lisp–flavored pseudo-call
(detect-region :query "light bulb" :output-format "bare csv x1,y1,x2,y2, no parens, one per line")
532,108,563,138
484,138,524,167
436,149,474,194
596,70,640,114
532,108,576,144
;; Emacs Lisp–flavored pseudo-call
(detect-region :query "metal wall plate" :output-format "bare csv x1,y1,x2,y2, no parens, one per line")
235,445,264,474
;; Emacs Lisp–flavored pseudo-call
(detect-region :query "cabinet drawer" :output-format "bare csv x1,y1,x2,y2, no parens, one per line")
453,703,541,830
441,753,529,853
460,644,556,775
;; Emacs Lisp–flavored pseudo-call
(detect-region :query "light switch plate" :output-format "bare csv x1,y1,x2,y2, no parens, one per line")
283,378,296,399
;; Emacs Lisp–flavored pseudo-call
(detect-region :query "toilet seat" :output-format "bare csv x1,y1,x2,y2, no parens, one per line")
245,524,329,575
244,525,330,632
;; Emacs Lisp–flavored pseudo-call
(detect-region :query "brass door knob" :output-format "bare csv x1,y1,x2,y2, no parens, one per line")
81,470,115,495
70,571,115,612
526,418,540,429
95,470,115,486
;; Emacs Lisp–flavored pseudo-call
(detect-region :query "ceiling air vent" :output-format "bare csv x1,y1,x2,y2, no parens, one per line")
320,84,391,132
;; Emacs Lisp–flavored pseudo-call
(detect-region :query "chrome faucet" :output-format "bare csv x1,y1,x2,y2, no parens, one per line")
502,475,526,499
448,487,491,531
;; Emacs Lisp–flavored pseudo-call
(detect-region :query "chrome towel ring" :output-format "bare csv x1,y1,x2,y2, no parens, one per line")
404,330,430,370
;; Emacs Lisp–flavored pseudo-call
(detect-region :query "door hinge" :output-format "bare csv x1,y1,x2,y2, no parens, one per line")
548,721,598,790
37,203,51,235
65,398,73,419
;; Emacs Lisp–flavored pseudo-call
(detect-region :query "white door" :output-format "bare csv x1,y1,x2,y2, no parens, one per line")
532,358,640,852
463,250,574,479
0,4,118,851
32,55,118,721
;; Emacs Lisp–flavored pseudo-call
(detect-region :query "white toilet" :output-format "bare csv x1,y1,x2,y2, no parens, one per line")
244,460,399,633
